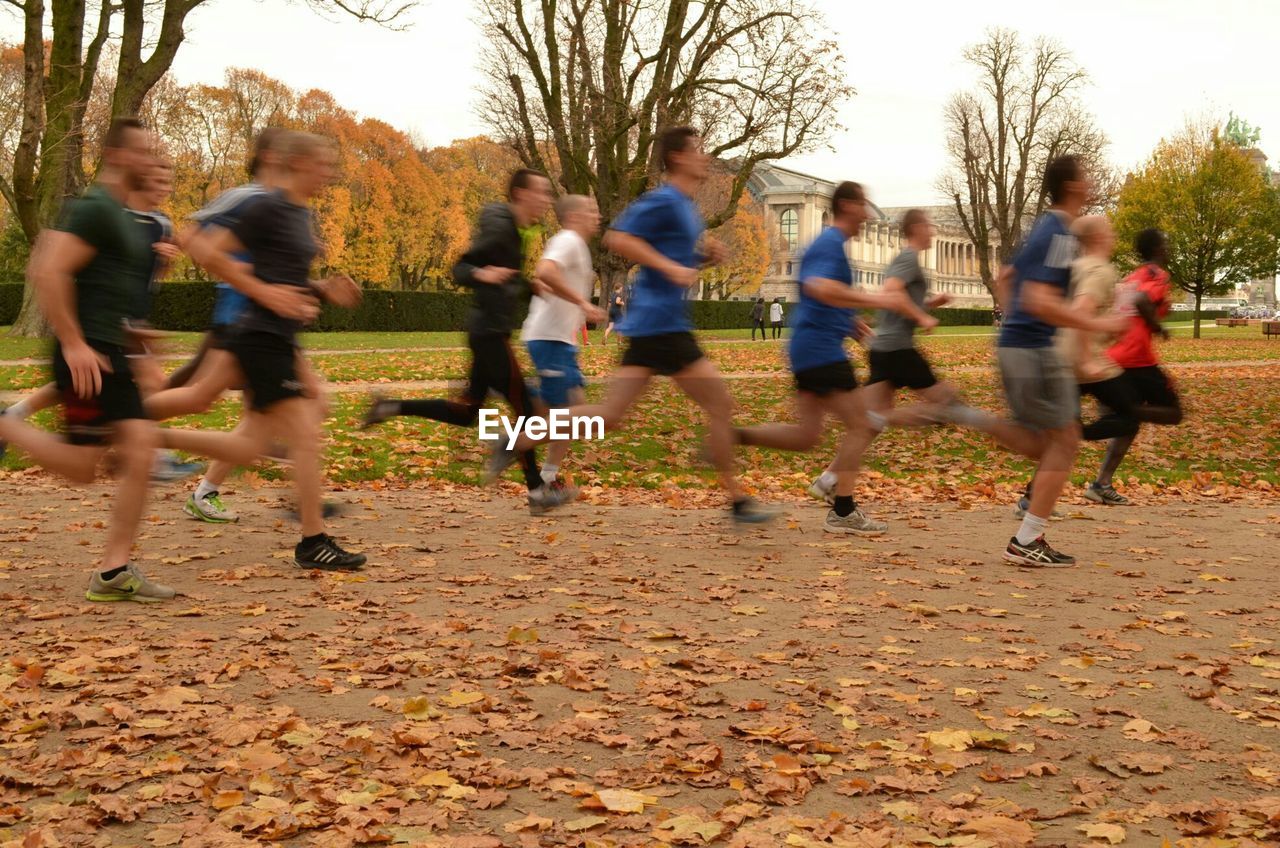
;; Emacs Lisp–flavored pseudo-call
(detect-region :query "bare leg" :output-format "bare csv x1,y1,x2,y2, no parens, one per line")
670,357,746,501
1094,433,1136,489
267,398,325,537
165,332,215,389
826,388,878,498
0,413,103,483
103,419,158,568
1027,424,1081,518
736,391,826,452
542,386,585,477
160,412,273,467
9,382,62,417
146,349,240,420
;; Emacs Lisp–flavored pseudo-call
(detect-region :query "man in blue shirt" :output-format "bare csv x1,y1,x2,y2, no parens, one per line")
732,181,915,535
495,126,778,524
993,155,1127,567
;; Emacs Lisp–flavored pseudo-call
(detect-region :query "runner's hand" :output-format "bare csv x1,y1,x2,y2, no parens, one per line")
583,304,607,324
918,314,940,333
152,241,182,262
667,264,699,288
927,293,952,309
258,285,320,322
702,237,728,265
62,340,111,400
474,266,517,285
319,274,362,308
1096,313,1129,335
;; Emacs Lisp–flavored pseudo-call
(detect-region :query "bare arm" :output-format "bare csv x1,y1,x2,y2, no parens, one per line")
883,277,933,326
534,258,606,323
29,230,110,398
803,277,912,314
603,230,697,288
1023,281,1127,334
200,227,319,322
994,264,1014,310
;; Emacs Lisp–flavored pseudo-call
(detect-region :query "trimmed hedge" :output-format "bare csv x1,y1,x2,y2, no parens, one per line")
0,281,1242,332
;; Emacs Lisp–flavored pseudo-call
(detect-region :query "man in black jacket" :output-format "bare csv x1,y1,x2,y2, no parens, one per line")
362,169,574,515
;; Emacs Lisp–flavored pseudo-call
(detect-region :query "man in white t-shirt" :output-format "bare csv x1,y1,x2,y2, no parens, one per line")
769,299,785,338
524,195,607,485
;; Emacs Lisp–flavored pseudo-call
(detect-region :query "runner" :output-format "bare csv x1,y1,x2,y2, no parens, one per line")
360,168,576,515
494,126,780,524
523,194,607,486
604,287,625,345
1087,227,1184,501
156,131,367,571
806,208,1036,508
0,118,174,601
145,127,294,524
733,181,918,534
993,155,1128,567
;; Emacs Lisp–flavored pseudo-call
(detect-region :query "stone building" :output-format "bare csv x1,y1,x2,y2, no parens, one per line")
743,163,996,307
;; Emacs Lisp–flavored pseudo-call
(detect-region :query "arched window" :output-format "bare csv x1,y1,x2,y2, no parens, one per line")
785,261,793,276
780,209,799,250
821,211,830,227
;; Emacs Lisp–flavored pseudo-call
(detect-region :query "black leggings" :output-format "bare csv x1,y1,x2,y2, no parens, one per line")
751,319,767,340
1080,376,1141,441
395,334,543,489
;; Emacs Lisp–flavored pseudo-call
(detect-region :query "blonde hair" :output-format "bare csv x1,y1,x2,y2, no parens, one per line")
555,194,591,222
283,131,335,168
1071,214,1110,247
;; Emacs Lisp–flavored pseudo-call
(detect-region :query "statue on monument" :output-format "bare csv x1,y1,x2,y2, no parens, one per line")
1224,112,1262,148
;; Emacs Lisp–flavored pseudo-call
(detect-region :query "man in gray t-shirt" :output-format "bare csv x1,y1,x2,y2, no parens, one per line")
871,248,929,353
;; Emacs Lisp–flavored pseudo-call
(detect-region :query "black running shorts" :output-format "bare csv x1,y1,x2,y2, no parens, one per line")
793,359,858,396
867,347,938,390
1124,365,1180,408
620,331,705,377
225,330,305,412
53,341,147,446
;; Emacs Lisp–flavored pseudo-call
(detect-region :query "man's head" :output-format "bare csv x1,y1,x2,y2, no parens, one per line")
249,127,291,179
658,127,710,181
283,131,338,197
554,194,600,237
831,181,870,233
1070,214,1114,258
1043,154,1091,217
1135,228,1168,267
900,208,935,248
144,158,174,210
508,168,553,224
103,117,153,190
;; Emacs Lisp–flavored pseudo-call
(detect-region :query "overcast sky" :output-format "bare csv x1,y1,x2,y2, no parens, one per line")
4,0,1278,208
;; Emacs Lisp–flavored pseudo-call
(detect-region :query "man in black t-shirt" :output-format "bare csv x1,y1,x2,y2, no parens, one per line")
158,132,367,572
0,118,177,603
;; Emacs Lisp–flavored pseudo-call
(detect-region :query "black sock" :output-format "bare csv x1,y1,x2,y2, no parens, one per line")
100,565,128,580
300,533,326,549
732,498,752,514
834,495,855,517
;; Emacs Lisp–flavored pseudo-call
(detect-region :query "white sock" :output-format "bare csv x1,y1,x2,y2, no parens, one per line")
866,410,887,432
946,402,994,429
195,479,218,500
541,463,560,485
8,398,32,420
818,471,837,489
1015,512,1048,546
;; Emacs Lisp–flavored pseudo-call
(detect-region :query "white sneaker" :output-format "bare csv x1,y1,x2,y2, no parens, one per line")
808,476,836,505
823,507,887,536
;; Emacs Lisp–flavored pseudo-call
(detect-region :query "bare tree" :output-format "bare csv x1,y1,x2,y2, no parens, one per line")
1,0,414,336
937,28,1109,296
476,0,852,300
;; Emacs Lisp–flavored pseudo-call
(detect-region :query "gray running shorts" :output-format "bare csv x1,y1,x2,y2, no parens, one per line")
996,345,1079,431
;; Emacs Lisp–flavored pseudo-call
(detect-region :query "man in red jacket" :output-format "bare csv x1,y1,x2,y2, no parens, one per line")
1087,228,1184,503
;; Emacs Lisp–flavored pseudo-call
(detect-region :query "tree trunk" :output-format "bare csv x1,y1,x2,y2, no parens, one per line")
1193,289,1202,340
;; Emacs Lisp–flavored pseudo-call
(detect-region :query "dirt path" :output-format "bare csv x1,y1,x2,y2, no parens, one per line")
2,477,1279,846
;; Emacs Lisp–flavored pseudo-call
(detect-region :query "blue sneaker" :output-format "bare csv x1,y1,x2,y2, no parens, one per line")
732,498,782,525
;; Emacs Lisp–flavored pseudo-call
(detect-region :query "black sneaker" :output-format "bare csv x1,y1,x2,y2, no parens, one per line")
295,535,367,571
360,394,395,430
1003,536,1075,568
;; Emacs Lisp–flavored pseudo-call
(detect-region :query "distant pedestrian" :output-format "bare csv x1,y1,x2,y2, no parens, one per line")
751,296,767,340
770,298,785,339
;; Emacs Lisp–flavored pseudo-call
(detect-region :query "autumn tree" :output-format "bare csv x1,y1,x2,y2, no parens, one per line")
476,0,852,303
938,27,1110,296
1113,120,1280,339
693,170,769,300
1,0,413,336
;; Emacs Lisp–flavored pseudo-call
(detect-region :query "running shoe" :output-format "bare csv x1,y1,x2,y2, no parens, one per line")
529,481,578,515
295,535,366,571
807,476,836,505
731,498,783,525
152,453,203,483
1003,536,1076,568
184,491,239,524
823,507,888,536
484,443,519,485
1083,483,1130,506
360,395,395,430
85,564,176,603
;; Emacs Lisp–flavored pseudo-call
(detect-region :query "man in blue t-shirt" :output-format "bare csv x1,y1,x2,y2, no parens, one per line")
732,181,915,535
992,155,1127,567
496,127,778,525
